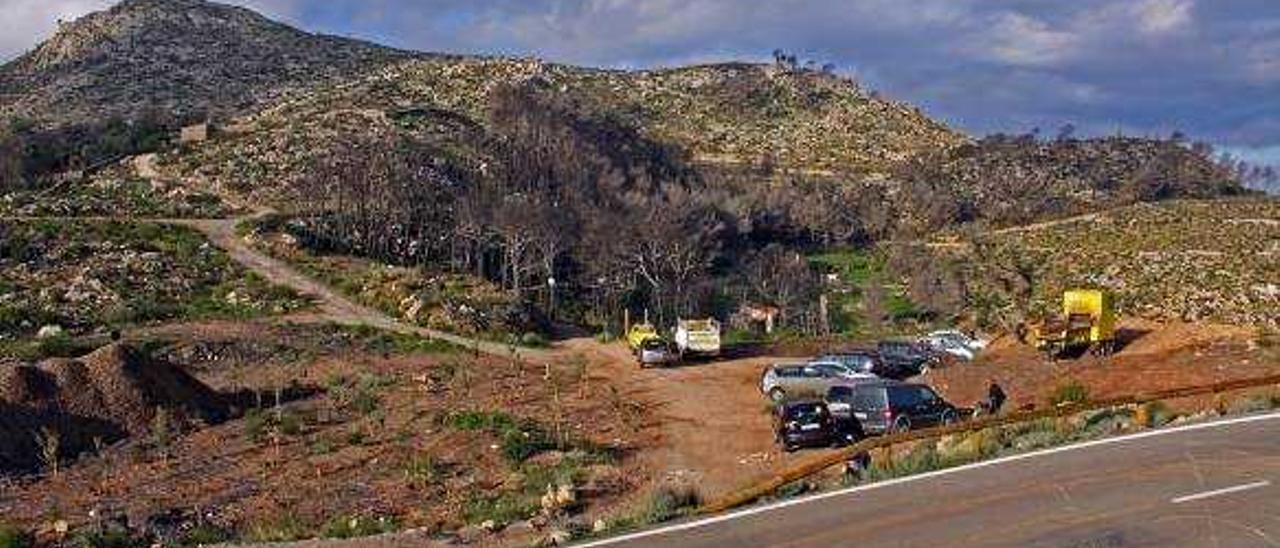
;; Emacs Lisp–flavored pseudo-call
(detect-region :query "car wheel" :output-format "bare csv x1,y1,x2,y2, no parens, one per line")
768,388,787,403
941,409,958,426
891,416,911,433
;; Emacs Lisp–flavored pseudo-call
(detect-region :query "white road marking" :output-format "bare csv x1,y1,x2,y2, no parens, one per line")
1171,481,1272,504
576,411,1280,547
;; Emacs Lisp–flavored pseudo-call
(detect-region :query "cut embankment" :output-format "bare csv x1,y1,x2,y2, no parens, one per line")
0,343,227,472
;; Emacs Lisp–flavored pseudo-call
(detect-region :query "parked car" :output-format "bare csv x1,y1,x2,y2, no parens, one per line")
825,380,961,435
773,400,858,451
876,340,942,378
919,330,987,361
926,329,987,350
637,338,677,367
814,351,879,375
760,363,874,402
808,360,880,381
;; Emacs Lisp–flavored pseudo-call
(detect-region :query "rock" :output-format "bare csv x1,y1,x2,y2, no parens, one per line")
554,483,576,507
456,524,488,544
36,325,65,339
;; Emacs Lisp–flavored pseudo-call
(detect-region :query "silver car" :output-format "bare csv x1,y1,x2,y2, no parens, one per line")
638,338,677,367
760,362,877,402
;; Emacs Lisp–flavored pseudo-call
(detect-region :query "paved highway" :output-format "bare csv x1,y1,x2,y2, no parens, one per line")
585,413,1280,548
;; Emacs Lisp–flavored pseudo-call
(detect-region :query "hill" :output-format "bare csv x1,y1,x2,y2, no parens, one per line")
894,199,1280,330
0,0,405,131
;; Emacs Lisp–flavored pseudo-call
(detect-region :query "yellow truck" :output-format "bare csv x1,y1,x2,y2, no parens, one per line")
1029,289,1117,358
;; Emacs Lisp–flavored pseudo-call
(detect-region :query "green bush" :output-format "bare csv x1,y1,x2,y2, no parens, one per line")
1049,381,1090,407
520,332,550,348
641,484,702,524
278,411,304,436
174,524,232,546
403,452,440,489
245,514,308,543
463,492,541,526
0,525,32,548
501,425,555,464
244,409,266,443
68,529,148,548
321,515,398,539
449,410,516,431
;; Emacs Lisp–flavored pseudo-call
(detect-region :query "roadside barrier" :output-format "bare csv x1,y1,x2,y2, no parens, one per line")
699,373,1280,514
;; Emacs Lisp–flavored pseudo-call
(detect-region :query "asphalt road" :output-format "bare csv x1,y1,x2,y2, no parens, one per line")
586,413,1280,548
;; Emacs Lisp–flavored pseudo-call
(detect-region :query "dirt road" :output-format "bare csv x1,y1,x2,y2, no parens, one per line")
3,214,549,360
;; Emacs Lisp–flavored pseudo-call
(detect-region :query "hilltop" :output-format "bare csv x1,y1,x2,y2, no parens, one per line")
0,0,406,130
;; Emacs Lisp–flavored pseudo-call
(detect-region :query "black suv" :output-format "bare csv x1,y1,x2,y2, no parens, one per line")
773,400,860,451
825,381,960,435
876,340,942,379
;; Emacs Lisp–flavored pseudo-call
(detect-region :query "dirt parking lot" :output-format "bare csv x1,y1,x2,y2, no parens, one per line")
574,319,1278,502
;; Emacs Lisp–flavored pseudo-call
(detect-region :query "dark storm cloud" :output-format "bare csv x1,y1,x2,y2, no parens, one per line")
4,0,1279,161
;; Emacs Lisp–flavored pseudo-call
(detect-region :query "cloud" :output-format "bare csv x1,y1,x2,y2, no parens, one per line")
975,13,1079,67
1133,0,1195,36
0,0,114,59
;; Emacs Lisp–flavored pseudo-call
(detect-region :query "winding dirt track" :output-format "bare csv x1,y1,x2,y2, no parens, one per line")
4,214,551,360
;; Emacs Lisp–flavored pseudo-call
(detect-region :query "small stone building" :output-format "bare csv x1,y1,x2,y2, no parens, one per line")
179,122,211,143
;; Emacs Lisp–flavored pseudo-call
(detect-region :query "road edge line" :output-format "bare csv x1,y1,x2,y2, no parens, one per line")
1171,480,1272,504
575,411,1280,547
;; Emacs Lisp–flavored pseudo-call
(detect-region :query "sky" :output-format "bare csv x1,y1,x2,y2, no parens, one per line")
2,0,1279,166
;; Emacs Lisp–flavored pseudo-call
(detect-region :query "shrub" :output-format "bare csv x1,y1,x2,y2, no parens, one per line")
174,524,232,546
0,525,32,548
501,425,556,465
463,492,540,526
1080,408,1133,435
641,484,702,524
1136,401,1176,428
244,409,266,443
403,453,440,490
68,529,149,548
1226,394,1277,415
449,410,516,431
245,514,308,543
351,389,379,415
321,515,398,539
346,429,366,446
1049,381,1090,407
278,411,304,436
309,438,336,456
520,332,550,348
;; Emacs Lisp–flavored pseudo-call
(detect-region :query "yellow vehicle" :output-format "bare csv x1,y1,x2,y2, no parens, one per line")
626,323,661,353
1029,289,1117,357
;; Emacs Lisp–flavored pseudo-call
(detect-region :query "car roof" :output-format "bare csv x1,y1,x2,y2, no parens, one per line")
771,362,810,369
853,379,908,389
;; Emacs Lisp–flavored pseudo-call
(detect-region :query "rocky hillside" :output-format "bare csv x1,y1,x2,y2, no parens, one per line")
899,199,1280,329
165,56,964,202
0,0,406,130
0,0,1246,222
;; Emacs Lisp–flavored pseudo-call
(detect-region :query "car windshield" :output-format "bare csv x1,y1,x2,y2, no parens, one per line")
785,403,827,422
642,339,666,350
852,387,888,409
